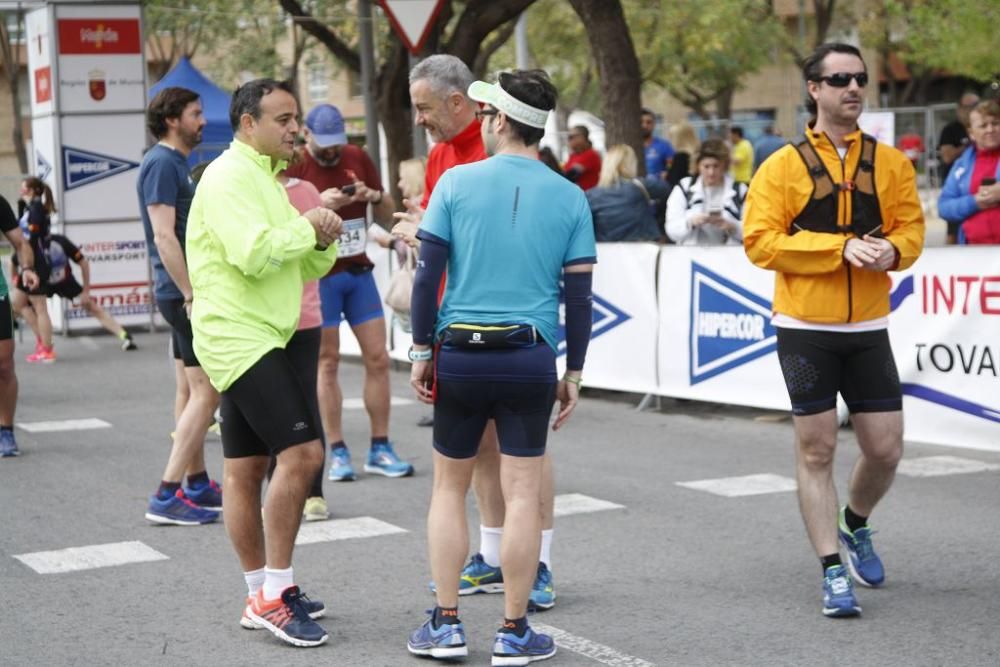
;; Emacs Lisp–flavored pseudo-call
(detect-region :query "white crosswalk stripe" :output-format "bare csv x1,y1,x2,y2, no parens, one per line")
14,540,168,574
17,418,112,433
897,455,1000,478
553,493,625,517
533,623,656,667
676,473,798,497
295,516,408,545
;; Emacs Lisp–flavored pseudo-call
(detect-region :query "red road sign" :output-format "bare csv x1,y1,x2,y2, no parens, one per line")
377,0,446,56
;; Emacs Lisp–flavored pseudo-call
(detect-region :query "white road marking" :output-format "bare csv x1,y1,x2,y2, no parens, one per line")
533,623,656,667
342,396,414,410
897,455,1000,478
14,540,168,574
676,473,797,497
17,418,112,433
553,493,625,517
78,336,100,351
295,516,408,545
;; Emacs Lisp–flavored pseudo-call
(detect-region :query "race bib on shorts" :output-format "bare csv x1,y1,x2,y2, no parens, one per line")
337,218,367,257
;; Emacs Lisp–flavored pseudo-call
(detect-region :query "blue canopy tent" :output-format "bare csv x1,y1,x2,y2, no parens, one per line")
149,57,233,166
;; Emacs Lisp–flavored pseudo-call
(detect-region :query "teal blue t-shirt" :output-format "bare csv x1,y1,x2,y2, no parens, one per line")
419,154,597,351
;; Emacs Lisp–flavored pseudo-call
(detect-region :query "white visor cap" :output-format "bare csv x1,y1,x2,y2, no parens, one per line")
467,79,550,129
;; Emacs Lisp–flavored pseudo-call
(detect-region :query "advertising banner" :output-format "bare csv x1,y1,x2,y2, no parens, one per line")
55,6,145,114
26,7,54,116
656,245,1000,451
59,114,144,222
657,246,787,410
58,222,158,331
888,247,1000,452
559,243,659,393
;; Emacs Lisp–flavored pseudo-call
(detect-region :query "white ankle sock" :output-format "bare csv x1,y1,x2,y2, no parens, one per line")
480,525,503,567
263,566,294,601
539,529,554,569
244,567,265,597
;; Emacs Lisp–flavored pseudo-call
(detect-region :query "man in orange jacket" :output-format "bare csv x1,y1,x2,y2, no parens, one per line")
744,43,924,619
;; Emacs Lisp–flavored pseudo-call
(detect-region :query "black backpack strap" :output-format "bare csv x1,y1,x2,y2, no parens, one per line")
792,134,836,200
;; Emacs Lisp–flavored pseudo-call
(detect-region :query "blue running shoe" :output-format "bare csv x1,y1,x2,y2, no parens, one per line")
528,562,555,611
364,441,414,478
492,625,556,666
822,564,861,618
407,610,469,659
839,507,885,587
145,489,219,526
184,479,223,511
328,446,356,481
428,553,504,595
248,585,328,647
0,429,19,457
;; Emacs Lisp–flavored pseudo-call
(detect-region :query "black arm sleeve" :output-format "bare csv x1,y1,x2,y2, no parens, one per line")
410,237,449,346
0,195,18,233
563,271,594,372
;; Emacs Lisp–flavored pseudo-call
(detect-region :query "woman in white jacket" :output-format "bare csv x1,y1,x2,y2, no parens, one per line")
666,139,748,245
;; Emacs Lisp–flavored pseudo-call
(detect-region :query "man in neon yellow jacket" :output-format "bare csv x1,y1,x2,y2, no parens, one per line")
186,79,342,648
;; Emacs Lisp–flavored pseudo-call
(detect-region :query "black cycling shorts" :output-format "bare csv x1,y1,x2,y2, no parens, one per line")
776,327,902,416
220,346,321,459
0,295,13,341
157,298,199,367
433,379,557,459
48,277,84,300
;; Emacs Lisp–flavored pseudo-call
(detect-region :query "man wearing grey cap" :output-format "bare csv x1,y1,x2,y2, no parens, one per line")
405,69,595,665
285,104,415,485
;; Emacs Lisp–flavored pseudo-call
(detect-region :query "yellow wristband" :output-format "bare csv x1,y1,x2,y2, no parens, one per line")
563,375,582,386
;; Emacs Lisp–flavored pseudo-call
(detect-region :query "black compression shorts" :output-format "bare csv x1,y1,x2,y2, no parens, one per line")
0,294,12,341
157,298,199,367
776,327,902,416
433,379,557,459
220,346,321,459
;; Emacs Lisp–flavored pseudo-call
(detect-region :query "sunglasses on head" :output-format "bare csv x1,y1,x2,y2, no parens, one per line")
816,72,868,88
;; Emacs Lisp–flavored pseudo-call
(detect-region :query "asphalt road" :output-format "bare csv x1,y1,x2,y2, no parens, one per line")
1,331,998,666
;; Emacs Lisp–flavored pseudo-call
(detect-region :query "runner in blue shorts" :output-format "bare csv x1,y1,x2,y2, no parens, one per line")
286,104,414,482
406,70,596,665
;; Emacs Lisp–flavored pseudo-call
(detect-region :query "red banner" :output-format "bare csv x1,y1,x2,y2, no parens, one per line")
34,66,52,103
58,19,141,55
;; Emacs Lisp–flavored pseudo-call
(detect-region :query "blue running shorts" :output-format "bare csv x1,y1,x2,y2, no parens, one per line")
319,270,384,328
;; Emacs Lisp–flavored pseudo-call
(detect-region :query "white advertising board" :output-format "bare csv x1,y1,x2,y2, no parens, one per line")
888,247,1000,452
59,222,157,331
656,246,787,410
559,243,659,393
655,245,1000,451
25,7,54,116
30,115,58,192
54,3,145,114
59,114,144,222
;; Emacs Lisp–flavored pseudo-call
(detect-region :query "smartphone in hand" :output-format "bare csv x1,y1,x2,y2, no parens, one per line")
341,183,357,196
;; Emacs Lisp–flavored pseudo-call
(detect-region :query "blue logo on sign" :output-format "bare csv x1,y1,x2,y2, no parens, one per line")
62,146,139,191
689,262,777,384
556,292,630,357
36,152,52,182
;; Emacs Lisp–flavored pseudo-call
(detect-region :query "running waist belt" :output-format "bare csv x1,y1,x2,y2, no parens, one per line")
440,323,538,349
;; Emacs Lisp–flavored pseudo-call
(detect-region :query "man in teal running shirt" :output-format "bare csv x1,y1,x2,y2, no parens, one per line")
186,79,341,648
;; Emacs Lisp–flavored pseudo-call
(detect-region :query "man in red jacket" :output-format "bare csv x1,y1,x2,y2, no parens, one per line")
563,125,601,190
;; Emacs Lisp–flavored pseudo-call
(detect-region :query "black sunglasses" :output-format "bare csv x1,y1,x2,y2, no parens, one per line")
475,108,498,121
815,72,868,88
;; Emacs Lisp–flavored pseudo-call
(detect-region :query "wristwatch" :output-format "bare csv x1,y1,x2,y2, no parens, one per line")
408,346,432,362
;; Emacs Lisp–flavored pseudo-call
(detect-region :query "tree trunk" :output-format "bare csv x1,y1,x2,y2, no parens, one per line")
1,12,28,173
567,0,645,175
375,40,413,209
715,86,736,124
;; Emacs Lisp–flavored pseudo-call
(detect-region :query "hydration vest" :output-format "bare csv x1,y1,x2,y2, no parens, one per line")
789,133,884,239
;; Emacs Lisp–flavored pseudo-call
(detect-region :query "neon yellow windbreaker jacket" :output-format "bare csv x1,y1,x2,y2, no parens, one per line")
186,140,338,391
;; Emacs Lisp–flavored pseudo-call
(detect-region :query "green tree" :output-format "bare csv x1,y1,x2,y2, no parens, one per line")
635,0,785,120
279,0,538,204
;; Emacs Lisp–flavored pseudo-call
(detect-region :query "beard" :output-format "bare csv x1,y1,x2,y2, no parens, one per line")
179,127,202,150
